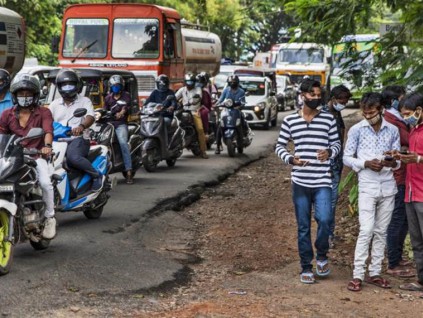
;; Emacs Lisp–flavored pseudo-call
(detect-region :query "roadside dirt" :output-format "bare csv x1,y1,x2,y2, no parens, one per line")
47,113,423,317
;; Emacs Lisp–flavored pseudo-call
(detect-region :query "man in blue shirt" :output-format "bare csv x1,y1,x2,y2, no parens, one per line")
0,69,12,115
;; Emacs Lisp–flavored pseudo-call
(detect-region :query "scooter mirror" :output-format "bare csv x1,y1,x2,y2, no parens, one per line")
73,108,88,118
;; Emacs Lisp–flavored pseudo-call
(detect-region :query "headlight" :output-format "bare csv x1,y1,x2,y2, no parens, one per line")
254,103,266,112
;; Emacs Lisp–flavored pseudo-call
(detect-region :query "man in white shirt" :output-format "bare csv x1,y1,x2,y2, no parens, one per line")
49,69,102,191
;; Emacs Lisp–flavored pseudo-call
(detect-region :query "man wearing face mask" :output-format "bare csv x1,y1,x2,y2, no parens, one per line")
275,79,341,284
343,92,400,292
49,69,101,192
0,74,56,239
381,86,415,278
322,85,352,247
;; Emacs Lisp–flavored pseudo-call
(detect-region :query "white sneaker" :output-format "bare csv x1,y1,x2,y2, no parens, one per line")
42,217,57,239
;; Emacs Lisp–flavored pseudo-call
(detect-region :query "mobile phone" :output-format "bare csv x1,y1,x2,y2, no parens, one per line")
384,156,394,161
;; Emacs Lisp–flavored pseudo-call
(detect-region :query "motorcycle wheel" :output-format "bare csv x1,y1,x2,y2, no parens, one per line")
142,148,158,172
30,239,50,251
226,138,236,157
83,206,103,219
0,209,13,275
166,158,177,167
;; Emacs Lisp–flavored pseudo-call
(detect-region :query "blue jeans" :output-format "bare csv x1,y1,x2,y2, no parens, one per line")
329,165,343,237
115,124,132,171
292,182,332,273
387,185,408,269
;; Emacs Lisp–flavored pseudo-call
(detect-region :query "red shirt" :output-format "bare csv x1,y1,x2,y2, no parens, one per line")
384,111,409,185
406,124,423,202
0,106,53,150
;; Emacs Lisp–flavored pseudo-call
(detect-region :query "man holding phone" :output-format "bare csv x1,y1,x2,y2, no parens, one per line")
343,92,400,292
275,79,341,284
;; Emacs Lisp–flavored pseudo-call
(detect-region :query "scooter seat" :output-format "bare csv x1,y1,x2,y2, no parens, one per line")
87,147,102,163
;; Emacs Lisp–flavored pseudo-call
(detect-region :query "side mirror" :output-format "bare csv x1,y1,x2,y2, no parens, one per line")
116,100,127,106
25,127,45,139
73,108,87,118
42,86,48,96
245,91,250,97
51,35,60,54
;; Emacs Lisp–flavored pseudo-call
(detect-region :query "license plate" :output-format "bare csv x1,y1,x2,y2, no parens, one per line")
0,184,14,192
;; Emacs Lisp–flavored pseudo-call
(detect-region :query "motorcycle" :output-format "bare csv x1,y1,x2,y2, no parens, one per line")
216,99,253,157
140,100,184,172
175,95,203,157
91,100,142,178
0,127,53,275
52,108,113,220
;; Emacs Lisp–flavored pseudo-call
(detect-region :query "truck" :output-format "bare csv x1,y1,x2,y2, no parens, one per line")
0,7,25,77
56,3,222,102
271,42,331,86
252,51,270,69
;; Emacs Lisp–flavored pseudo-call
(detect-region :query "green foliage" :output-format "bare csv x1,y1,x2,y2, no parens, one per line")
338,170,358,216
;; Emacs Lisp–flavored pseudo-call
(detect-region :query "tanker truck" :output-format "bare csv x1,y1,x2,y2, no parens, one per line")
0,7,25,76
57,3,222,101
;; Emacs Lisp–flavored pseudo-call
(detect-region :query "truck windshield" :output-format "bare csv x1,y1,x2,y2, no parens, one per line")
279,48,324,64
63,19,108,58
112,18,159,59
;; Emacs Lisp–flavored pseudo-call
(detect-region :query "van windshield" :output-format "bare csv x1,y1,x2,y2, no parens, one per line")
112,18,160,58
63,19,108,58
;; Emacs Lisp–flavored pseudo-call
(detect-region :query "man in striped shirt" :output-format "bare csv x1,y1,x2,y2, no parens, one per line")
275,79,341,284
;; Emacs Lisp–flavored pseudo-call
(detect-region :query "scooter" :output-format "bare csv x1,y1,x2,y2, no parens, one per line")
140,101,184,172
216,99,253,157
52,108,113,219
91,100,142,178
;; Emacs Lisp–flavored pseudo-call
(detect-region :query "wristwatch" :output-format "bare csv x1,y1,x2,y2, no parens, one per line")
79,123,86,129
45,143,52,148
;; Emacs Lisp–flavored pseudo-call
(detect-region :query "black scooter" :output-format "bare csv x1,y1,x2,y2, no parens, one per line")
140,101,184,172
91,101,142,177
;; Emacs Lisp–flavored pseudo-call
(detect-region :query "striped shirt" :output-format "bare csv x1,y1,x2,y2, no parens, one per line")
275,111,341,188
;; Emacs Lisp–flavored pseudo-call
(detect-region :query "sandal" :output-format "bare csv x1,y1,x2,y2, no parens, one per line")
316,259,330,277
399,282,423,292
347,278,362,292
300,272,316,284
386,266,415,278
364,276,391,289
399,260,414,267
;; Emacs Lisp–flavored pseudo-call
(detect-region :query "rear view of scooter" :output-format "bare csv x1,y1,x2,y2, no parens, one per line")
140,98,184,172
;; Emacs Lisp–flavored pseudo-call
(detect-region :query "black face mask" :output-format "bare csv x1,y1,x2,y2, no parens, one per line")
230,83,238,89
304,98,321,109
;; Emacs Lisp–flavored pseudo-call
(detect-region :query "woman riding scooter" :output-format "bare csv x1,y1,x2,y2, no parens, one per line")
104,75,133,184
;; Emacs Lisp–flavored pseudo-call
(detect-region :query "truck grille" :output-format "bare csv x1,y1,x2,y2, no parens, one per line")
136,75,156,92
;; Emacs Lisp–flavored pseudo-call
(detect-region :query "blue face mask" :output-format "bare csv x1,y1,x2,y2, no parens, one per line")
111,85,122,94
404,110,421,127
392,99,400,110
333,103,346,112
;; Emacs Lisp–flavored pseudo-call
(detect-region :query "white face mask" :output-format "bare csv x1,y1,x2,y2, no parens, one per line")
333,103,346,112
17,96,34,107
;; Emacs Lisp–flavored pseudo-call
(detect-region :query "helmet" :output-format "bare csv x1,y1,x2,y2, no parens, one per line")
184,73,196,89
56,69,81,100
0,69,11,94
109,74,124,94
10,73,40,107
156,74,169,92
227,75,239,89
196,72,207,88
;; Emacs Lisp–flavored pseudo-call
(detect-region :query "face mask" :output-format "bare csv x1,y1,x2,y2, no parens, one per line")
61,84,76,92
304,98,321,109
366,113,381,126
230,83,238,89
333,103,346,112
404,110,422,127
185,81,194,86
391,99,400,110
111,85,122,94
17,96,34,107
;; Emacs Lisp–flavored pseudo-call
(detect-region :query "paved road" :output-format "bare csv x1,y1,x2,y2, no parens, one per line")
0,108,358,312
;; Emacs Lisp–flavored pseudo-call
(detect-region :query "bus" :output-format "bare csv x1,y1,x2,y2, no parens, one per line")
57,3,222,102
330,34,380,103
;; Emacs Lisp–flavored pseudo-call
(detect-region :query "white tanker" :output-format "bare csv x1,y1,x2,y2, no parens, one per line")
0,7,25,76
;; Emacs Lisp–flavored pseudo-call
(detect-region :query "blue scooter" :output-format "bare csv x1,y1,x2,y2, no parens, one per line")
51,108,113,219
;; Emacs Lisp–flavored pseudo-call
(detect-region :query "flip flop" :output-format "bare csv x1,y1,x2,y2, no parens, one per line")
347,278,362,292
365,276,391,289
316,259,330,277
300,272,316,284
399,282,423,292
386,267,416,278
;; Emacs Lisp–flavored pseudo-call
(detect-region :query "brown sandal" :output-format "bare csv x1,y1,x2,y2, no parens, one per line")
347,278,362,292
365,276,391,289
386,266,415,278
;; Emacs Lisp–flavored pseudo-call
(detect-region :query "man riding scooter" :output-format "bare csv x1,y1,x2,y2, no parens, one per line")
49,69,102,191
104,74,133,184
0,73,57,239
175,73,209,159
